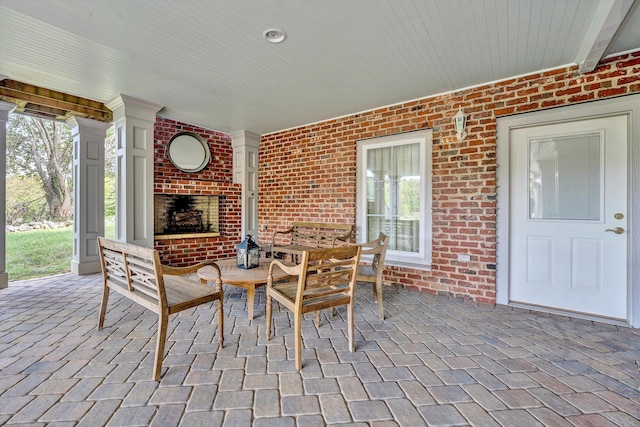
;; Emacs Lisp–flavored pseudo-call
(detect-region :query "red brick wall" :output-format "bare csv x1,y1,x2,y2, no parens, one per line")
153,117,241,266
259,52,640,304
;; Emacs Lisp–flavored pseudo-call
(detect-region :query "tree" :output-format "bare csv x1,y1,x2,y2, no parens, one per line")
104,125,116,217
7,115,73,221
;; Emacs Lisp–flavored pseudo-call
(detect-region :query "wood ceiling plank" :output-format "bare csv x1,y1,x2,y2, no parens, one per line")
0,79,112,122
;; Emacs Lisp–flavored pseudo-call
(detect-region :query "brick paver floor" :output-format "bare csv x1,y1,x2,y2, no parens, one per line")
0,272,639,426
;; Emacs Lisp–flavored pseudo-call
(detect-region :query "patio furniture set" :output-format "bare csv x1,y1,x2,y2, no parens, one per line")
96,222,390,380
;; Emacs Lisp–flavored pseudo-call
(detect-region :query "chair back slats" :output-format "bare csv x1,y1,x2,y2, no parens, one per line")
303,269,352,293
98,238,165,307
292,229,317,243
124,254,161,297
101,248,128,281
297,246,360,306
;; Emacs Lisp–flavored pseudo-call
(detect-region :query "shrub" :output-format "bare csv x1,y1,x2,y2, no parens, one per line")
6,176,47,224
105,175,116,217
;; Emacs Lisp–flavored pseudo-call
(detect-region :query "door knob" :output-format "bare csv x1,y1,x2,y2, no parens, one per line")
605,227,625,234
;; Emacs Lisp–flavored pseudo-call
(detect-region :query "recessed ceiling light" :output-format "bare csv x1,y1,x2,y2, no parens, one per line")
263,28,287,43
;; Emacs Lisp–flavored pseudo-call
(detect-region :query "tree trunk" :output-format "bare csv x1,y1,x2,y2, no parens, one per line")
18,117,73,222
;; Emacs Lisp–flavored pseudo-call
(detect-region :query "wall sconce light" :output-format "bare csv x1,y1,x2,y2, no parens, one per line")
453,108,467,140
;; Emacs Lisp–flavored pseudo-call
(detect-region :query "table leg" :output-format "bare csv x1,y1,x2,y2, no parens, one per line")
247,285,255,320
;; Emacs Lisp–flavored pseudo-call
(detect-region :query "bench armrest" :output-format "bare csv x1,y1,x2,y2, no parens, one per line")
331,227,354,247
272,226,295,246
162,260,216,276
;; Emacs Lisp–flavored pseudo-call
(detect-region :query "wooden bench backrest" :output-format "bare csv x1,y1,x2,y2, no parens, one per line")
97,237,166,313
289,222,354,247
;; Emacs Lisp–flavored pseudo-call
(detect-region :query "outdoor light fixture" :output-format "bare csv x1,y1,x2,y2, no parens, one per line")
453,108,467,140
263,28,287,43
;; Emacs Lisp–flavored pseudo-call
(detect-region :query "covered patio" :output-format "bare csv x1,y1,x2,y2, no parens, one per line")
1,273,638,426
2,2,640,425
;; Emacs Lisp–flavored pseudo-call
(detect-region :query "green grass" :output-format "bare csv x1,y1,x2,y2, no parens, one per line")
6,220,116,282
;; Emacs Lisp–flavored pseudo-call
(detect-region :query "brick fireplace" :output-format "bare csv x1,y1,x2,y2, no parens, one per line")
154,117,241,266
154,194,220,238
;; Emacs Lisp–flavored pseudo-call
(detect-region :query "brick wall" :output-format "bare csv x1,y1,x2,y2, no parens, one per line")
153,117,241,266
259,52,640,305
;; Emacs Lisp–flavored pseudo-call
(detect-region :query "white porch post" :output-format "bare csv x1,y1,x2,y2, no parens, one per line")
231,131,260,240
0,101,17,289
105,95,162,247
67,117,110,274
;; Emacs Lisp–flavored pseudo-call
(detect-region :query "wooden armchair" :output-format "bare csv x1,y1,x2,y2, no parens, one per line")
334,232,389,320
97,237,224,380
354,232,389,320
265,245,361,370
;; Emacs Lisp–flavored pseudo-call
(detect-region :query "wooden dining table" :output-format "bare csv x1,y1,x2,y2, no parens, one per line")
197,258,292,320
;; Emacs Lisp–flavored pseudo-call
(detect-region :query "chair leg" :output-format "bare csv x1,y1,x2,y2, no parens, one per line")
153,312,169,381
294,310,303,370
97,285,109,329
375,281,384,320
266,294,272,341
347,301,355,352
316,310,321,327
215,277,224,348
217,298,224,348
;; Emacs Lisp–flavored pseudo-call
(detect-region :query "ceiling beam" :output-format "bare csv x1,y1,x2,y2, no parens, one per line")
0,79,112,122
576,0,635,74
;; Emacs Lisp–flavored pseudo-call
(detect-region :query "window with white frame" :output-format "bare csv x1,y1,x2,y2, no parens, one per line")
356,129,432,269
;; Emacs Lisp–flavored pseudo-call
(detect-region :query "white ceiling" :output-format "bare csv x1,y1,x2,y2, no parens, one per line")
1,0,639,135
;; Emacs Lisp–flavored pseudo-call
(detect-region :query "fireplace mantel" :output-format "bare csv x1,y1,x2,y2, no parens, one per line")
155,231,221,240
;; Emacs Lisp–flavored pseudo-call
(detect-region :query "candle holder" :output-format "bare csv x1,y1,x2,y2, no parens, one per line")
236,234,260,269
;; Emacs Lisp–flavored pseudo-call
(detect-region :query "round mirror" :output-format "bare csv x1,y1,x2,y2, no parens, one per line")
167,132,211,172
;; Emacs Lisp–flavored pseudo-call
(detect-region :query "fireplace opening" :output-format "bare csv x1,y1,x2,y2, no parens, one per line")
154,194,220,239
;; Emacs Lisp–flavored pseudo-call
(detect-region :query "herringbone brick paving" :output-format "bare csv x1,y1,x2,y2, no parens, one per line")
0,273,638,426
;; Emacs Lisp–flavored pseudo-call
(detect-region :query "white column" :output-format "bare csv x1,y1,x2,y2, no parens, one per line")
0,101,17,288
67,117,110,274
231,130,260,240
105,95,162,247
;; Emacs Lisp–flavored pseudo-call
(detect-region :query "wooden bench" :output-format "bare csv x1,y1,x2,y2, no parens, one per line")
97,237,224,380
271,221,354,259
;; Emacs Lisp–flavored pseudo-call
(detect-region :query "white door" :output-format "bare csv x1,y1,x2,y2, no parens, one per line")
510,115,628,319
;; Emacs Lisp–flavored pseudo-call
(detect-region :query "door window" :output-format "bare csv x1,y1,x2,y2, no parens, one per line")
528,132,602,221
